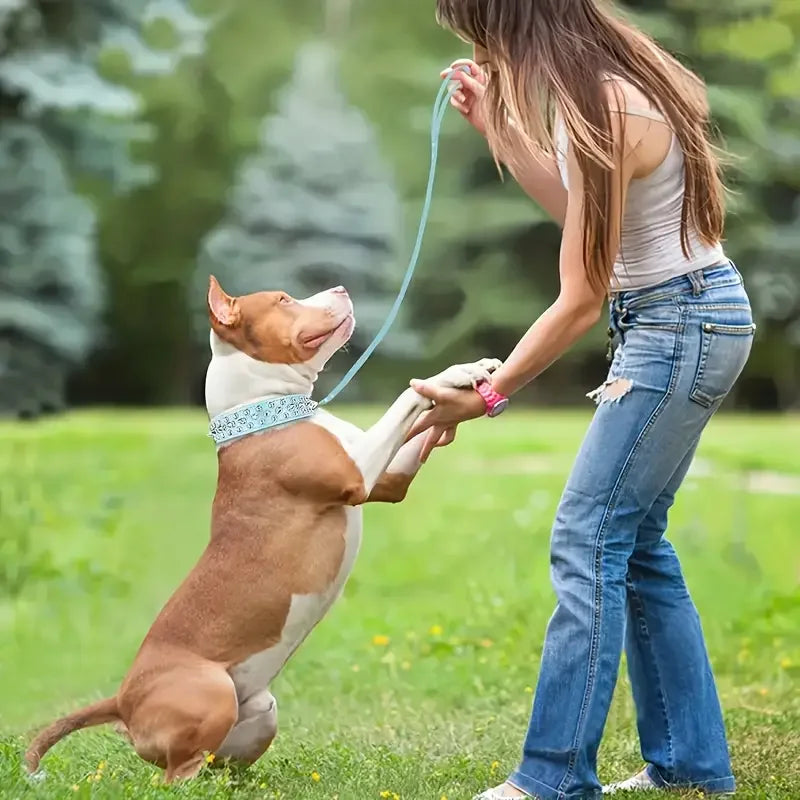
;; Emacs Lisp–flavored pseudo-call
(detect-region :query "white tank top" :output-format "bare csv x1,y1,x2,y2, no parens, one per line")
554,107,726,291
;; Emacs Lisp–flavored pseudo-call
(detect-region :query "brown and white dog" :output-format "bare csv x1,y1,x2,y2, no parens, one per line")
25,277,500,782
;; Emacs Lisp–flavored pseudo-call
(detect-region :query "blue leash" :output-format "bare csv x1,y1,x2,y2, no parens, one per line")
208,68,469,446
318,66,469,406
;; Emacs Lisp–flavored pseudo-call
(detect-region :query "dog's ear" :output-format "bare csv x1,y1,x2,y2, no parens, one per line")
208,275,241,328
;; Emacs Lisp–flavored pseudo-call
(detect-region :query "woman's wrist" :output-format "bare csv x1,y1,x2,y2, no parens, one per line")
488,301,600,399
489,370,520,399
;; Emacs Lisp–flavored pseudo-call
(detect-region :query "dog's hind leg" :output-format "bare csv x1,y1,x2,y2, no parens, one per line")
216,689,278,765
127,666,238,783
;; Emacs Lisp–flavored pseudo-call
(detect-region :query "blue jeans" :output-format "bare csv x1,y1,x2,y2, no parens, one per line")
509,263,754,800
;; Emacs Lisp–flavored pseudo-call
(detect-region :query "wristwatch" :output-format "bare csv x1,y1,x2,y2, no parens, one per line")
474,379,509,418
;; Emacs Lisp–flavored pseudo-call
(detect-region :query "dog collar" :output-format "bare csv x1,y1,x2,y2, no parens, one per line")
208,394,318,446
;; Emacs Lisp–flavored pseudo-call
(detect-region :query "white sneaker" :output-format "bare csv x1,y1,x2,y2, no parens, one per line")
603,768,658,794
474,783,530,799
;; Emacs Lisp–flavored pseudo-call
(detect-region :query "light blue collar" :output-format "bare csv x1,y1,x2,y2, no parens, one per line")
208,394,318,446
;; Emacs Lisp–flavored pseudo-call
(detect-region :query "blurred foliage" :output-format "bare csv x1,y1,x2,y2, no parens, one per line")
1,0,799,411
0,0,205,417
195,40,416,363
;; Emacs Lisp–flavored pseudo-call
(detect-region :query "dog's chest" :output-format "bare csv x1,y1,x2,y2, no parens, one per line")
229,414,365,701
230,412,362,703
230,507,361,700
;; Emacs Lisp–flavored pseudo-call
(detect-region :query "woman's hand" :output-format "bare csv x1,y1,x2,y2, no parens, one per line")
406,380,486,461
440,58,488,137
417,423,458,464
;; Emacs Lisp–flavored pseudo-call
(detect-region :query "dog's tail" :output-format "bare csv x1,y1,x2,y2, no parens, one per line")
25,696,120,773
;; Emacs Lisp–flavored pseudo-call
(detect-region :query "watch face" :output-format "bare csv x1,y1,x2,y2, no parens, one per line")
487,398,509,417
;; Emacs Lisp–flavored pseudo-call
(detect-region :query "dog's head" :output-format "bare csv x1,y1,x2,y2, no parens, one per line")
205,276,355,417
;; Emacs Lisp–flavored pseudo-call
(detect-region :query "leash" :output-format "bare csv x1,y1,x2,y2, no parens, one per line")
318,66,469,406
208,68,469,446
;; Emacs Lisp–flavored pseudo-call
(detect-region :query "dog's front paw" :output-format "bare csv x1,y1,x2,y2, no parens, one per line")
429,358,502,390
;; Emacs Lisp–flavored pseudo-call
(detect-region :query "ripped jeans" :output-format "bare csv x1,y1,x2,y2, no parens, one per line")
509,263,754,800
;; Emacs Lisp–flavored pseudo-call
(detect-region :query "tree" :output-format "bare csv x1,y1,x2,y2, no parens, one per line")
195,39,415,394
75,0,325,406
0,0,205,417
65,0,800,408
0,123,101,417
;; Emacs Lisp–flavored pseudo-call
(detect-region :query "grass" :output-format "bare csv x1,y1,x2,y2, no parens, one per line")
0,408,798,800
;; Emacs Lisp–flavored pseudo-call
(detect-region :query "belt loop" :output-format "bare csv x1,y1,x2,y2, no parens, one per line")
687,269,706,297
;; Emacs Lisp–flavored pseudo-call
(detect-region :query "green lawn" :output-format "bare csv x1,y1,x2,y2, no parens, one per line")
0,409,798,800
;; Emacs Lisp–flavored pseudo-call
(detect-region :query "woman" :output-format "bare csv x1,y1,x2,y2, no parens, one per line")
408,1,754,798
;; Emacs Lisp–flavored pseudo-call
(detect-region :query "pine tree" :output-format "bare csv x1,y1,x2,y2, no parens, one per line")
0,123,100,416
0,0,205,417
196,40,415,372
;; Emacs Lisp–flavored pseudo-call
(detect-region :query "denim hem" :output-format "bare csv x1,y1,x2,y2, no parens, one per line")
508,770,601,800
646,764,736,794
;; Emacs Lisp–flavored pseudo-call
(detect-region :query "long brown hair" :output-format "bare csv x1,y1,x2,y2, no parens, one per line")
436,0,725,291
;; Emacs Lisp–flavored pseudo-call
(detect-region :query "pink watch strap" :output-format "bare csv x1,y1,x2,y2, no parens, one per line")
475,379,508,417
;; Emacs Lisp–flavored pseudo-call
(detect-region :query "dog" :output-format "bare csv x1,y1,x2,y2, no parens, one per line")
25,277,500,782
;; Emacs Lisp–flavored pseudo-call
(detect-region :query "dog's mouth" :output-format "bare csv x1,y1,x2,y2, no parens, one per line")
301,314,354,351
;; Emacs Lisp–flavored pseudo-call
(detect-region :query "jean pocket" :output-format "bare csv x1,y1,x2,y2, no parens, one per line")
618,300,680,332
689,321,756,408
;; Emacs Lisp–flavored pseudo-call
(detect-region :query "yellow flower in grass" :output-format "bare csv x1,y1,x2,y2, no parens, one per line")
372,634,390,647
524,686,534,694
311,771,321,782
491,760,501,774
205,752,216,764
379,793,401,800
429,624,443,636
780,657,792,669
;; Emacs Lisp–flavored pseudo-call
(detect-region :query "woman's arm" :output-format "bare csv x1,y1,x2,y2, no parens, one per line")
446,59,568,224
490,144,610,396
408,93,637,449
491,89,640,396
501,121,568,226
